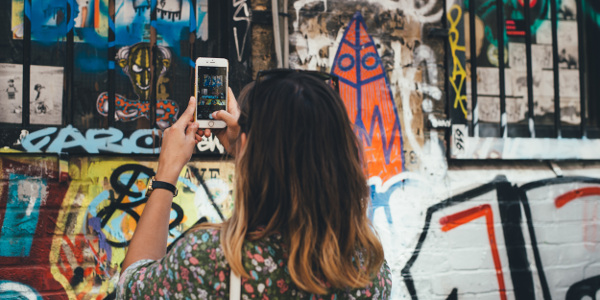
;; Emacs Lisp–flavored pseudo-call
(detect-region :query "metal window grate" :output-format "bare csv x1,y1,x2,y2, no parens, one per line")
463,0,593,139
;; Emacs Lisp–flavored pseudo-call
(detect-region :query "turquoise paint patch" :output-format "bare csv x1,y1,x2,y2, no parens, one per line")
0,174,45,257
583,0,600,27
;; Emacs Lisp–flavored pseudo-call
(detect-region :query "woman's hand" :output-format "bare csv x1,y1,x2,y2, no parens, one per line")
156,97,201,185
198,88,241,155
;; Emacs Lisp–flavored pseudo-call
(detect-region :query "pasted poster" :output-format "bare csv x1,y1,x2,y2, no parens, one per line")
0,64,23,124
29,65,64,125
11,0,24,39
11,0,69,41
72,0,110,43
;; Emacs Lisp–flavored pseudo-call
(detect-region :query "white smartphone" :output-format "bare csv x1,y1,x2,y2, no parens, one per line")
195,57,229,128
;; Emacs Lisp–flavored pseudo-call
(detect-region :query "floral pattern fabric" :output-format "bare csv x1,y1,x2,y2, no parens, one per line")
117,228,392,299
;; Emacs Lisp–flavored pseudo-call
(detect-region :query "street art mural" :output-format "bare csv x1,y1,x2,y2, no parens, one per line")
289,0,449,179
331,12,404,182
288,0,600,299
96,43,180,128
2,0,600,299
402,175,600,299
8,125,224,154
0,156,71,298
0,156,234,298
8,0,207,129
1,155,599,299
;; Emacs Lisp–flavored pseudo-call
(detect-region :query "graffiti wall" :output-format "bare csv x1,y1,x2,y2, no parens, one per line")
0,155,234,298
288,0,600,299
1,0,600,299
1,158,598,299
391,166,600,299
0,0,251,138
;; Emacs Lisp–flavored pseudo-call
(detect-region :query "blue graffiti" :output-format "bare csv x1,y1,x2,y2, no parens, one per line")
29,0,67,42
21,125,161,154
370,180,404,224
0,174,45,257
115,0,196,61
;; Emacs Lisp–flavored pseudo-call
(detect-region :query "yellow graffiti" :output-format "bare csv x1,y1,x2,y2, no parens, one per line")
49,158,235,298
448,4,468,119
157,77,171,100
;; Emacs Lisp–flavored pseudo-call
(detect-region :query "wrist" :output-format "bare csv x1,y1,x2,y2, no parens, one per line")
154,167,180,185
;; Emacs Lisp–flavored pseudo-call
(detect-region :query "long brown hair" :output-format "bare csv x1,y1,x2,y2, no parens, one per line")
220,72,384,294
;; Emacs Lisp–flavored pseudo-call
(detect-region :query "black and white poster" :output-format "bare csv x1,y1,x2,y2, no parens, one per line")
0,63,23,124
29,65,63,125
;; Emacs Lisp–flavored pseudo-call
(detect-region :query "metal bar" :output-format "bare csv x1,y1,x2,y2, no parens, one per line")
190,0,196,98
271,0,282,68
442,0,453,159
495,0,507,137
22,0,31,127
550,0,561,137
150,2,157,128
469,0,478,137
283,0,289,68
524,0,535,137
65,1,74,126
576,0,588,137
108,0,115,128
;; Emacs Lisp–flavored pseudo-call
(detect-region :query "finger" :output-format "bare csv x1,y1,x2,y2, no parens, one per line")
186,120,199,138
227,87,239,116
204,129,212,137
177,97,197,125
213,110,238,127
194,133,203,143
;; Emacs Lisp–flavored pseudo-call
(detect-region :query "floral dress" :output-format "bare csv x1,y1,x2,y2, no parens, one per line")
117,228,392,299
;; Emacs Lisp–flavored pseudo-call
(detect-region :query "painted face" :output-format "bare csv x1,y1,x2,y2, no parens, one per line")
119,43,170,101
127,44,153,100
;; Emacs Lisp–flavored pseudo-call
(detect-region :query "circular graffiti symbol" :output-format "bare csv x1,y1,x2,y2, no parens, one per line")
361,53,379,71
338,54,355,72
95,164,184,247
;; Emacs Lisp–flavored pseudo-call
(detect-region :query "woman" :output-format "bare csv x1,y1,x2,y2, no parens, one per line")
117,71,392,299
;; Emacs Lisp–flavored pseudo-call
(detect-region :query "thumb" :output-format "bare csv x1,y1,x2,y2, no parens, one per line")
213,110,237,126
179,97,197,123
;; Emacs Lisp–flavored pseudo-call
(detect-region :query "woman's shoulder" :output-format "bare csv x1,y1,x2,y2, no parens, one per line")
172,226,285,258
169,226,225,264
171,227,286,266
178,226,222,247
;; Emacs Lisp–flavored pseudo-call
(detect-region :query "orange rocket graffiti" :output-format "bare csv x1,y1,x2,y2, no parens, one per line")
332,12,404,182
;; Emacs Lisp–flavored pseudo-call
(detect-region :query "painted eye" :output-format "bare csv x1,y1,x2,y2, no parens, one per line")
132,64,142,73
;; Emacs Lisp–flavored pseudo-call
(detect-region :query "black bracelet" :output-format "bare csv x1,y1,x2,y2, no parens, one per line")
147,177,178,197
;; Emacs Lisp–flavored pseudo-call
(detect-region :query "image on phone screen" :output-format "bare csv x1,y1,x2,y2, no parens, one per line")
197,67,227,120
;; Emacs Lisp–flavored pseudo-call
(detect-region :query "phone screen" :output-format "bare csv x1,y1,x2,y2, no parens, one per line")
196,66,227,120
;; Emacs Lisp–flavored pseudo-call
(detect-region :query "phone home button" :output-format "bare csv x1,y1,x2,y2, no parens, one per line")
208,121,215,127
